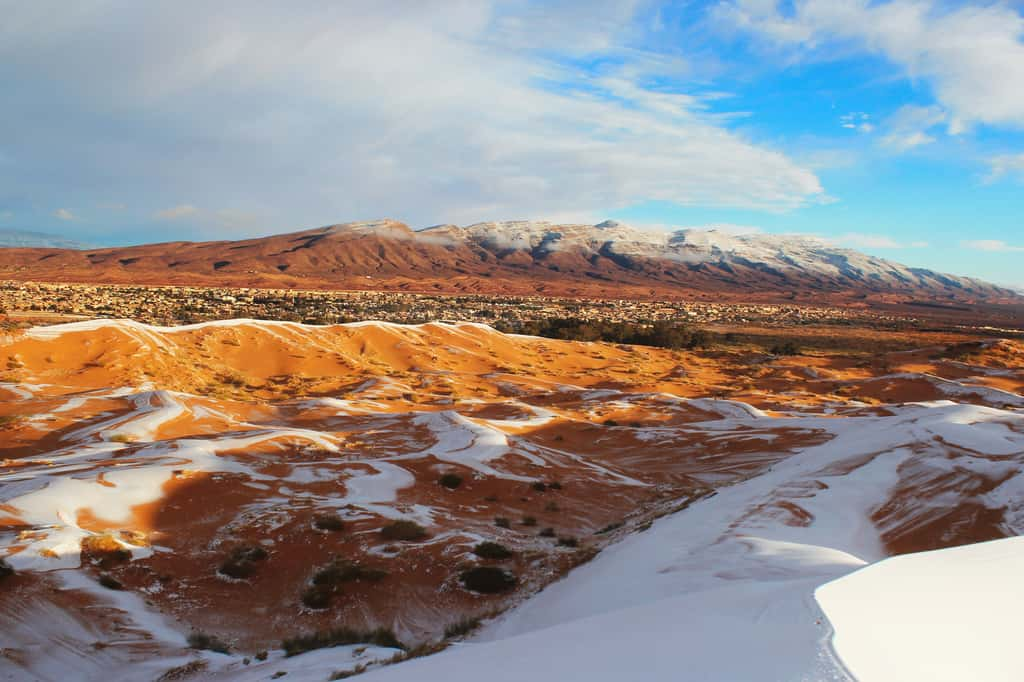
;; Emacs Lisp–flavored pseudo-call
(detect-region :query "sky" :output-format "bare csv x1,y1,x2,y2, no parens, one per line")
1,0,1023,287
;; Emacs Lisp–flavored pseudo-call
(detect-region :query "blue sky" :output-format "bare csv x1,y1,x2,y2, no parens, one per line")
1,1,1023,287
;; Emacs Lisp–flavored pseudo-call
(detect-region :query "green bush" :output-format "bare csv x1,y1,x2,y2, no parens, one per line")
313,513,345,532
444,617,482,639
218,545,269,580
188,631,230,654
472,541,513,560
439,473,464,489
282,628,404,657
301,584,333,610
460,566,517,594
380,520,427,542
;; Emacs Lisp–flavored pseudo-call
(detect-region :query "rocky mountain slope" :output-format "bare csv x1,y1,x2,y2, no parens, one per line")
0,220,1015,305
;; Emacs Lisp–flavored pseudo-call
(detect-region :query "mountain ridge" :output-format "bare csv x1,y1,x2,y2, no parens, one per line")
0,219,1017,306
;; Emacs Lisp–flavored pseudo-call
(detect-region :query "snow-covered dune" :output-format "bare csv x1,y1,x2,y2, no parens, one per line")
1,319,1022,680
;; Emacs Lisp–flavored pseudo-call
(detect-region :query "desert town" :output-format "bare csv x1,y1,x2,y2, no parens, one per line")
1,279,932,331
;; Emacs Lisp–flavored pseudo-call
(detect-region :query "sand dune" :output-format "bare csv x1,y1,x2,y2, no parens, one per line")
1,319,1022,680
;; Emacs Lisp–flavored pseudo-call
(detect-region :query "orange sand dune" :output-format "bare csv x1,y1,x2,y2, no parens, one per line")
1,318,1022,669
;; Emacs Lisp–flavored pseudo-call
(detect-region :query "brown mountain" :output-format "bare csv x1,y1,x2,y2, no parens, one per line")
0,219,1018,305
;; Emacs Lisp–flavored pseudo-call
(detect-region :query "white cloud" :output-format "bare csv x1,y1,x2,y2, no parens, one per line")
882,130,935,151
0,1,825,237
880,104,946,150
987,152,1024,182
53,208,75,221
717,1,1024,131
840,112,874,133
154,204,198,220
961,239,1024,253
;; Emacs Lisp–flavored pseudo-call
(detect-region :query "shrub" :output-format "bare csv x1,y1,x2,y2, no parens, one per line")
0,558,13,581
557,536,579,548
301,585,333,610
594,521,623,535
520,516,537,527
460,566,517,594
98,573,123,590
444,617,482,639
438,473,463,490
282,628,404,658
80,534,132,569
547,481,563,491
538,527,555,538
544,502,560,513
493,517,511,529
472,542,513,560
530,481,547,492
218,545,269,580
255,651,268,662
312,559,387,586
188,631,231,655
380,520,427,542
312,513,345,532
603,419,619,427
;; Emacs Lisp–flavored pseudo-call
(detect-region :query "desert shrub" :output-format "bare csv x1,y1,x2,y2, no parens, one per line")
98,573,123,590
594,521,623,535
460,566,517,594
218,545,269,580
312,513,345,532
603,419,619,427
769,341,801,356
255,651,268,662
557,536,579,548
301,584,333,610
538,527,555,538
438,473,463,489
530,481,547,492
444,617,482,639
520,516,537,527
188,631,231,654
282,628,403,657
0,415,23,429
493,517,511,529
380,520,427,542
80,534,132,568
0,558,13,580
109,433,136,444
543,502,560,513
313,559,387,586
472,541,513,560
547,481,563,491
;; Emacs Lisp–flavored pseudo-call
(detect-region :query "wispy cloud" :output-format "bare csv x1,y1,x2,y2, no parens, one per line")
53,208,75,221
986,153,1024,182
154,204,198,220
961,239,1024,253
717,1,1024,131
0,1,825,238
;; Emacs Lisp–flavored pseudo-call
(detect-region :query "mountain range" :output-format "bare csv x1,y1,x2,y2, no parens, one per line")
0,219,1016,305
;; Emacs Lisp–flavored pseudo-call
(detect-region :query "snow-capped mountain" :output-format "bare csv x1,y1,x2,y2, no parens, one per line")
0,219,1015,304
